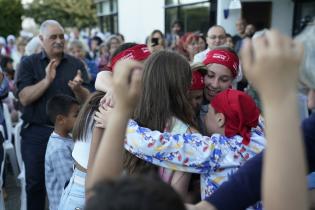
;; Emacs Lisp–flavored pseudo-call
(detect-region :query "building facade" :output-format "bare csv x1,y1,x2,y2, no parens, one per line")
94,0,315,43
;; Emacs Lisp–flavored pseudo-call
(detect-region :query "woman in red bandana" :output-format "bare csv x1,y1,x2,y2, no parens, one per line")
178,33,201,62
196,47,241,134
202,47,239,102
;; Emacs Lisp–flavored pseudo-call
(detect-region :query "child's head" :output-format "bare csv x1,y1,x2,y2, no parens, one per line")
189,62,207,115
135,50,195,131
205,89,260,145
126,51,196,175
68,40,86,59
46,94,80,132
85,175,186,210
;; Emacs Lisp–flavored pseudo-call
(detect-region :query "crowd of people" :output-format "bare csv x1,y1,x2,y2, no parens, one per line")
0,16,314,210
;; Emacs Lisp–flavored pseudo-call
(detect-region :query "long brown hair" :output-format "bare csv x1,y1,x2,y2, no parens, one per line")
124,50,197,174
72,91,105,141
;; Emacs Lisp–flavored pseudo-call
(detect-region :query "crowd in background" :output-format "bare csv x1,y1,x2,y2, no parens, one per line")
0,16,314,210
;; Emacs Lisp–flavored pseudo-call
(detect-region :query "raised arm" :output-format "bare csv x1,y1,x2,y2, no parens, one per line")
88,60,143,185
17,59,58,106
86,105,112,193
241,30,307,210
125,120,250,173
68,70,90,104
95,71,115,107
85,126,103,194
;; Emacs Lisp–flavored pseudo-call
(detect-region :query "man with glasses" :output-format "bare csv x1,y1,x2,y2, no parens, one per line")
193,25,227,63
16,20,90,210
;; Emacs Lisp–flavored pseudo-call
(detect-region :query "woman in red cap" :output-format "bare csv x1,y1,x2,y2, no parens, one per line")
194,47,241,134
202,47,239,102
178,33,201,63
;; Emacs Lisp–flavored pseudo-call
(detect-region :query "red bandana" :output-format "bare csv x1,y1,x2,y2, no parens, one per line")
211,89,260,145
203,49,239,78
108,44,151,71
190,70,205,90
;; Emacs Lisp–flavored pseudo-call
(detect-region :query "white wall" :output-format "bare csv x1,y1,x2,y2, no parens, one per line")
217,0,294,36
217,0,241,35
118,0,165,43
270,0,294,35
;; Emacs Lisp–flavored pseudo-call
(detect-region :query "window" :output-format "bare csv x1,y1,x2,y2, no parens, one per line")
165,0,215,35
95,0,118,34
293,1,315,35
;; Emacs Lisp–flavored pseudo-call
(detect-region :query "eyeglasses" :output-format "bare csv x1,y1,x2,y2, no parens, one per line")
207,35,226,40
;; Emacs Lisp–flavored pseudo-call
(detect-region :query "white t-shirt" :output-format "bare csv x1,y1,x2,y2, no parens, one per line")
72,116,94,169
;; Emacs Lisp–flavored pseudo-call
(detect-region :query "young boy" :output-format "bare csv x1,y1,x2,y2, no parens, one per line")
45,94,80,210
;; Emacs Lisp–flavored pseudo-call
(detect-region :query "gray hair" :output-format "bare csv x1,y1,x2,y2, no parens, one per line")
295,23,315,89
39,20,64,36
68,40,86,52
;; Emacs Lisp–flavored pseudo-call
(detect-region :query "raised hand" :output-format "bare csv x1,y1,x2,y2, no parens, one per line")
68,70,83,92
112,60,143,115
45,59,59,83
241,30,304,99
94,104,113,128
241,30,307,210
100,89,115,108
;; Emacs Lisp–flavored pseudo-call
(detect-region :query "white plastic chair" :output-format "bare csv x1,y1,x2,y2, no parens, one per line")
2,103,19,180
14,120,26,210
0,130,6,210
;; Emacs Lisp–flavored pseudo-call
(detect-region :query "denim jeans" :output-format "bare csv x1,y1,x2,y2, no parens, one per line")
58,168,86,210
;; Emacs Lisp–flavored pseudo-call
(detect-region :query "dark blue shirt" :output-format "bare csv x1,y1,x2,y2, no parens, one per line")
206,113,315,210
16,51,89,125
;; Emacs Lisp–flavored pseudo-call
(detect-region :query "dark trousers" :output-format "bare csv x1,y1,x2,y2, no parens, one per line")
21,124,53,210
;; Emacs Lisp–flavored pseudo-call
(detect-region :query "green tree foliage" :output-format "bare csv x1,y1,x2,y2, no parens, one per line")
25,0,97,28
0,0,23,37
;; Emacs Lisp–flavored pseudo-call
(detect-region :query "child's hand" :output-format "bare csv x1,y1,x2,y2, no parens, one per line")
112,60,143,115
241,30,304,99
94,104,113,128
100,89,115,108
68,70,83,92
